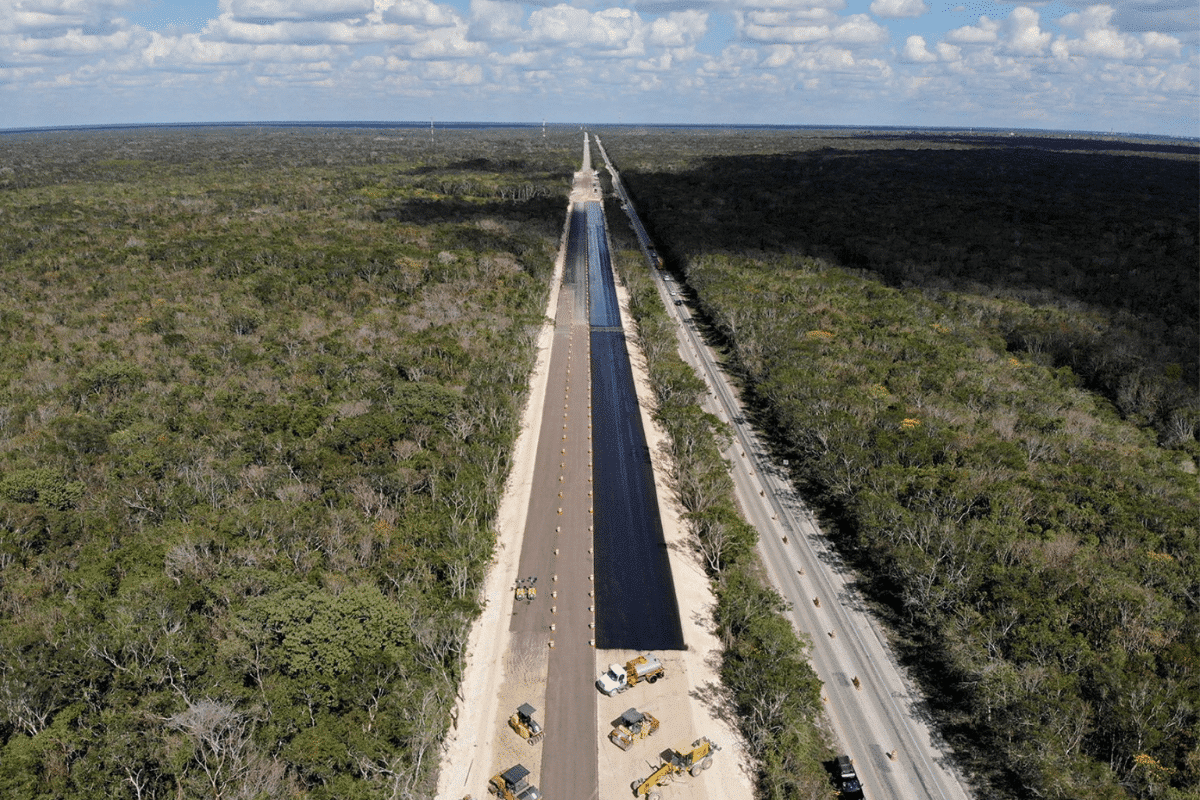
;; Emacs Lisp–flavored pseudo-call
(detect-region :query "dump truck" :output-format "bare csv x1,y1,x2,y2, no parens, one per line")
488,764,542,800
597,654,665,696
508,703,544,745
631,737,720,798
609,707,660,751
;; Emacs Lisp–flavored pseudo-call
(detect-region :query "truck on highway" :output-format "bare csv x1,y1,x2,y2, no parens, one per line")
596,654,664,695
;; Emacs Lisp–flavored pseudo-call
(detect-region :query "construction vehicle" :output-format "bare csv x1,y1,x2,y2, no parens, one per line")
631,737,720,798
488,764,542,800
514,576,537,602
597,653,665,696
508,703,544,745
609,707,659,750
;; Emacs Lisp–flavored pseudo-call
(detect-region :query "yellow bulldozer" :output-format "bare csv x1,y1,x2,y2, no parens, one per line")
631,736,720,798
609,707,659,751
508,703,545,745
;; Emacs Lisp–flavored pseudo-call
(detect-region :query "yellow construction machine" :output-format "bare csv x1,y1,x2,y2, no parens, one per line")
631,737,720,798
609,707,660,751
488,764,542,800
508,703,545,745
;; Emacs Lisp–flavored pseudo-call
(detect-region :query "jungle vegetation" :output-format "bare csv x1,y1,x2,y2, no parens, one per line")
602,128,1199,800
0,125,574,799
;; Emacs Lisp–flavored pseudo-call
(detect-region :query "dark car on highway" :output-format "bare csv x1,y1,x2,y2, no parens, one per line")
837,755,864,798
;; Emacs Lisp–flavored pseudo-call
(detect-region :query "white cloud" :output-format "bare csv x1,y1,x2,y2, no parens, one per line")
636,50,675,71
831,14,888,45
417,59,481,84
489,48,537,67
937,41,962,61
202,17,386,45
1052,5,1149,60
1002,7,1050,55
224,0,375,22
1141,30,1182,58
143,32,341,68
0,0,136,35
468,0,524,42
744,7,838,26
393,24,485,59
647,10,706,48
742,20,830,44
901,34,937,62
528,5,644,54
12,26,144,56
1109,0,1198,44
870,0,929,19
735,1,849,44
697,42,762,78
383,0,459,27
947,16,999,44
0,0,1194,138
725,0,845,9
202,0,464,47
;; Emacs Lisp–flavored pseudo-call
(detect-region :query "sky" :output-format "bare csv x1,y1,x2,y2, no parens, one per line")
1,0,1196,137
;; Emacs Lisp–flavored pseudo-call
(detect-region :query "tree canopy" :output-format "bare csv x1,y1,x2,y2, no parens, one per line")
606,129,1199,800
0,126,572,799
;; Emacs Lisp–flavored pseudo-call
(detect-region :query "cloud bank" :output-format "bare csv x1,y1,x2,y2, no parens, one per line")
0,0,1195,136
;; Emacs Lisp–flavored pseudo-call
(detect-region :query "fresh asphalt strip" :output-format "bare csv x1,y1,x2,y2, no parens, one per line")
586,201,686,651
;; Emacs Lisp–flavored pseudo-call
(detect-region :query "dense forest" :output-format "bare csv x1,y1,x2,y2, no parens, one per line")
605,129,1199,800
0,127,574,799
2,124,1195,800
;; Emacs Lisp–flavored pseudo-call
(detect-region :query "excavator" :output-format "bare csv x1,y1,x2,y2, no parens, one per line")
631,737,720,798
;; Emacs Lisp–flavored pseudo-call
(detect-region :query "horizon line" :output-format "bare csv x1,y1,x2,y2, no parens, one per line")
3,120,1198,144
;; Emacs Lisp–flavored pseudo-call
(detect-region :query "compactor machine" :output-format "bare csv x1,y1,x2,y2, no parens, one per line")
631,736,720,798
609,707,659,751
508,703,544,745
488,764,541,800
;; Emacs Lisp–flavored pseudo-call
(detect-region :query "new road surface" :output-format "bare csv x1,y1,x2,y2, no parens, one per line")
599,138,976,800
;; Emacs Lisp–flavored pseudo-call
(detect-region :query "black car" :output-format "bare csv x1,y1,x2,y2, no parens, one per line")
837,755,864,798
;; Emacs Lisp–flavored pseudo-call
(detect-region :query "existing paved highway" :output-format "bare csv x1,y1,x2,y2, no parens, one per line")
598,138,975,800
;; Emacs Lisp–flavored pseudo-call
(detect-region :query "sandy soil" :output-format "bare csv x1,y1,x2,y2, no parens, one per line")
433,170,752,800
